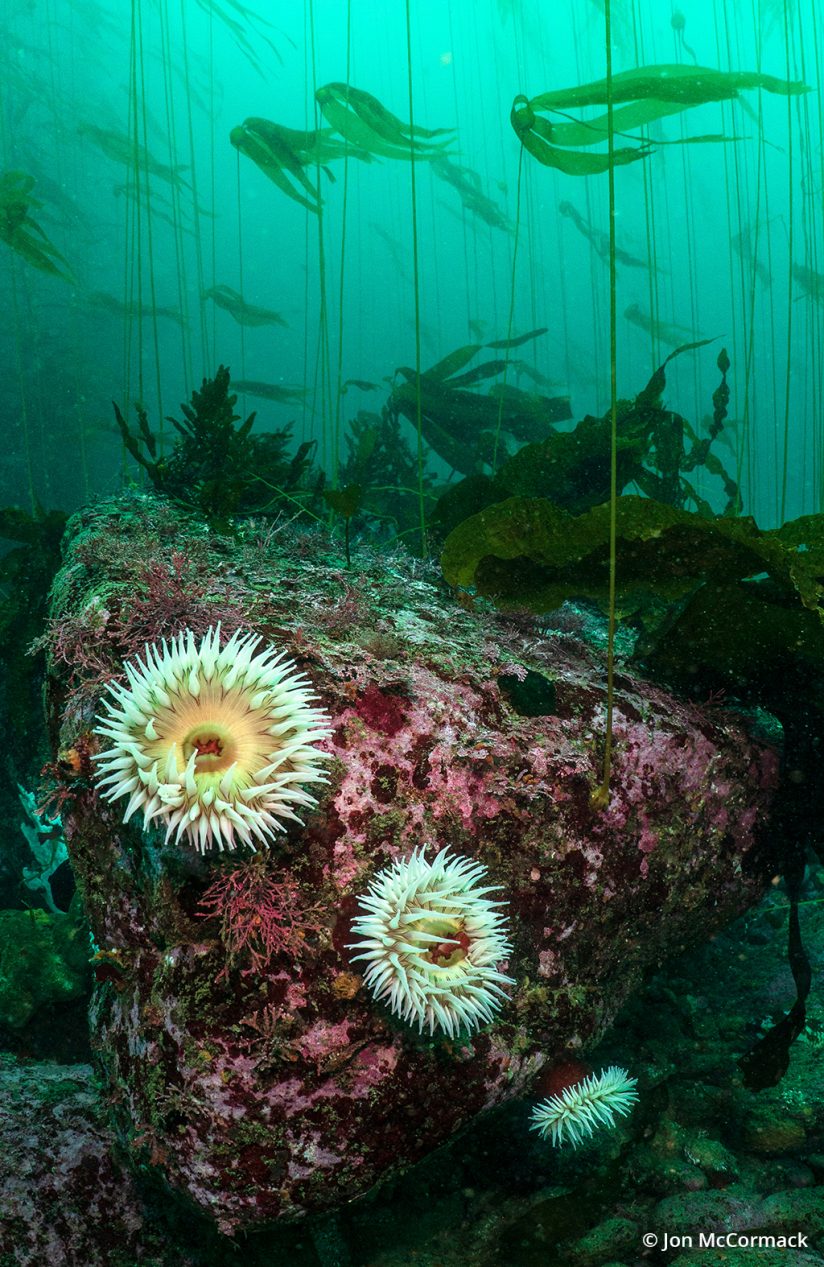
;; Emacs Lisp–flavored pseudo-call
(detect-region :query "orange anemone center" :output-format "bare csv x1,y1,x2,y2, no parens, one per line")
420,917,472,970
182,723,237,772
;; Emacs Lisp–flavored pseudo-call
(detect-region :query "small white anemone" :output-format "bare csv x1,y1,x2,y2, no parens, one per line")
93,625,332,853
348,846,515,1038
530,1066,639,1147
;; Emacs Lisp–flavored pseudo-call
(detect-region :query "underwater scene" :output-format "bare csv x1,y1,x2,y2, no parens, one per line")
3,0,824,1263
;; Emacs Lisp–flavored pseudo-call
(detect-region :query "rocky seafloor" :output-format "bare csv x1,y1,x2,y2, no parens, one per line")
31,495,781,1231
1,493,821,1263
1,863,823,1267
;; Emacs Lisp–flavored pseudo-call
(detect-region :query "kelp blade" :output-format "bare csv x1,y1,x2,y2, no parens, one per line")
231,379,306,402
529,64,810,112
517,65,809,166
440,493,783,612
511,97,651,173
316,82,454,161
231,119,321,213
0,170,73,282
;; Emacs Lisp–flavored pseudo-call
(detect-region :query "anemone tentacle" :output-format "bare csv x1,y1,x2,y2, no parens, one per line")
530,1066,639,1147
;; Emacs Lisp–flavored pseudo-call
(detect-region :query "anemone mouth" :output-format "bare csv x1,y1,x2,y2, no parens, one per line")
182,722,236,770
419,916,471,970
93,625,333,853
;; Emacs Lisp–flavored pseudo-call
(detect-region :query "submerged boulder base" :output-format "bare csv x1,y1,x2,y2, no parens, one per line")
46,495,778,1232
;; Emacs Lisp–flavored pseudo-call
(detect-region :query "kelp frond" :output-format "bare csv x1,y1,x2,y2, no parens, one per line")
231,118,323,213
78,122,190,189
230,118,372,213
0,171,73,282
388,332,569,477
194,0,292,77
513,63,810,173
315,82,455,161
202,284,287,328
530,63,810,111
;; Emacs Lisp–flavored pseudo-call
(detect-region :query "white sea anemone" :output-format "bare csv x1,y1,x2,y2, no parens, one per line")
348,847,514,1038
530,1066,639,1147
93,625,332,852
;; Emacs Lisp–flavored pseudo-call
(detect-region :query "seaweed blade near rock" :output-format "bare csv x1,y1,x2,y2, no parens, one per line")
113,366,316,525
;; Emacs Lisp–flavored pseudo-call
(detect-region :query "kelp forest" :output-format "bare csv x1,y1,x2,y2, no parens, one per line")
5,0,824,830
4,1,824,1263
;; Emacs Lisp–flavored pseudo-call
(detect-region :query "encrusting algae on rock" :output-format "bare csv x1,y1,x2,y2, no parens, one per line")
42,494,779,1230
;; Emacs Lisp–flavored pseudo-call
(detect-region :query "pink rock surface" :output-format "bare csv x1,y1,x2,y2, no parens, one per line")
0,1055,172,1267
45,496,779,1231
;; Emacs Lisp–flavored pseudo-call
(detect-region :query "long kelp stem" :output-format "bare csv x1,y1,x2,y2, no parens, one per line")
592,0,619,811
332,0,352,489
780,0,795,525
308,0,331,469
491,147,524,472
128,0,144,407
136,0,164,429
179,0,209,369
235,151,247,383
405,0,426,554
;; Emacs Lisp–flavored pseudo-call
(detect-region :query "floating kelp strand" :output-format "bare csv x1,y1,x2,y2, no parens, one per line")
231,118,323,214
624,302,701,349
316,82,454,162
486,327,548,350
341,379,380,394
202,284,287,328
230,379,307,403
194,0,291,77
78,121,190,189
792,262,824,304
390,363,571,474
513,64,809,175
731,222,772,288
87,290,186,327
559,200,654,270
113,183,189,237
114,181,217,221
511,95,651,174
671,10,699,66
230,118,370,215
0,170,73,281
430,155,512,232
529,64,810,111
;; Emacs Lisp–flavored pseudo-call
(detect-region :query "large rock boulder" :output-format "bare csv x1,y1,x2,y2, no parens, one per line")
44,495,778,1232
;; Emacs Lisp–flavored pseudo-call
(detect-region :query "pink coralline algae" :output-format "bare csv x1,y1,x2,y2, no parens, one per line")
45,495,780,1232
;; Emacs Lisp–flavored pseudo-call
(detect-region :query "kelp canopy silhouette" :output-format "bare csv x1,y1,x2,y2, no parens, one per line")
232,82,454,214
387,327,572,478
0,171,73,281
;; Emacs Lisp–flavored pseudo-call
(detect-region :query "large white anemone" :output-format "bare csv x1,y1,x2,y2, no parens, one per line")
93,625,332,852
348,847,514,1038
